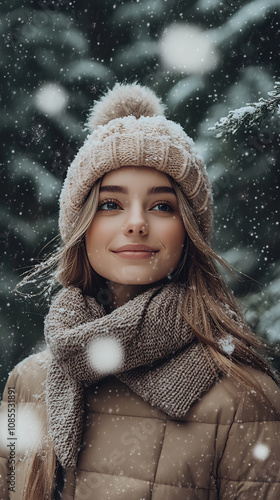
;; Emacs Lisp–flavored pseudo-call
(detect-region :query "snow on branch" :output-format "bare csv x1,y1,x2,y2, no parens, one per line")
209,81,280,140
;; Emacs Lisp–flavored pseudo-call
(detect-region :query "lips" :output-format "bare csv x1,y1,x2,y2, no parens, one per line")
112,244,159,253
111,244,159,260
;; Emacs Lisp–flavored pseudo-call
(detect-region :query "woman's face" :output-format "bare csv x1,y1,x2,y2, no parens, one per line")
85,166,186,286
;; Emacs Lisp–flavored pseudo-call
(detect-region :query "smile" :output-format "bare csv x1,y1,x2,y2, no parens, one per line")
112,250,158,260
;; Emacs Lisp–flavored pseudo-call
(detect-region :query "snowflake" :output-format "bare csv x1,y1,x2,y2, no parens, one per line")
87,337,124,375
252,443,270,460
218,335,235,355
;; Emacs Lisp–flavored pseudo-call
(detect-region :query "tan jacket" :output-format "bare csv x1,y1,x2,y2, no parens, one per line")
0,350,280,499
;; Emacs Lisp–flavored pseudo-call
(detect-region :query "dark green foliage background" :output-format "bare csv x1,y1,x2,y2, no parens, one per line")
1,0,280,392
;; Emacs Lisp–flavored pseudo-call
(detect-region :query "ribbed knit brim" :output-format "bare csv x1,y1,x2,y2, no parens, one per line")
59,84,213,242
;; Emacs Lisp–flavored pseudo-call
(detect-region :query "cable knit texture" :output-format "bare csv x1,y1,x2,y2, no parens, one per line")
59,83,213,242
44,282,219,468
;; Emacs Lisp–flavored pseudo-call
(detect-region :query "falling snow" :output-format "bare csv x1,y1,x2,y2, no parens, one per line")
0,405,44,458
0,5,280,496
252,443,270,461
159,23,218,74
87,337,124,375
34,83,68,116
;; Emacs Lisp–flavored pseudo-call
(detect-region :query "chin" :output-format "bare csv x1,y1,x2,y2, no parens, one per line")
111,273,168,286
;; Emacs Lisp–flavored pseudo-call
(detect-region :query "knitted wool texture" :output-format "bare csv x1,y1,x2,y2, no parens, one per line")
44,282,219,468
59,83,213,243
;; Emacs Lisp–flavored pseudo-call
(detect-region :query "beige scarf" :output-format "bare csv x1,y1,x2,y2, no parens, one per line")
44,282,219,468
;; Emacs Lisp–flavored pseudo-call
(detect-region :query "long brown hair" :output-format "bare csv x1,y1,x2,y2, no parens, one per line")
22,405,56,500
20,173,278,498
171,181,278,389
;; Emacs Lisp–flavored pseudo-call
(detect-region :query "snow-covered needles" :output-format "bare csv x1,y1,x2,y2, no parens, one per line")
209,81,280,140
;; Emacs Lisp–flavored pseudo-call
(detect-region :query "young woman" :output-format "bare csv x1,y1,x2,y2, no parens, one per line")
0,83,280,499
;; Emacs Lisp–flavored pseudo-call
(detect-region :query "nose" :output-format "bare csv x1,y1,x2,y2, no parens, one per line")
123,205,149,236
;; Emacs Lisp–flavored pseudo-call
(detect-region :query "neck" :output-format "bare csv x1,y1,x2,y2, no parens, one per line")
106,281,149,311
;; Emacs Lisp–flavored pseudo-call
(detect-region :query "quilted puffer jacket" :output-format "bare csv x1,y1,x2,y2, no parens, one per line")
0,349,280,499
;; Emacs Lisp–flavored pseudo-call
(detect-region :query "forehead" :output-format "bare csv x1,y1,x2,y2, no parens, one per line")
100,166,172,187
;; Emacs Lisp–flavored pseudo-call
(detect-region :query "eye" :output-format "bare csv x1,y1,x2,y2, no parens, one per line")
98,199,122,211
151,202,174,212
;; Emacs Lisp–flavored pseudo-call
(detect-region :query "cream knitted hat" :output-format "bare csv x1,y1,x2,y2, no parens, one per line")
59,83,213,242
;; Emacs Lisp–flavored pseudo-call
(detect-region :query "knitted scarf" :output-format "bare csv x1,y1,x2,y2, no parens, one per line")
44,282,219,468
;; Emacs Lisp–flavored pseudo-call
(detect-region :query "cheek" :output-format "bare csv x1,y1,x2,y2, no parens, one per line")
85,217,115,253
85,221,97,255
159,218,186,249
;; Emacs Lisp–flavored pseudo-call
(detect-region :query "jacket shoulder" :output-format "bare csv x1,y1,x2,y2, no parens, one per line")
235,367,280,420
185,367,280,425
2,350,50,404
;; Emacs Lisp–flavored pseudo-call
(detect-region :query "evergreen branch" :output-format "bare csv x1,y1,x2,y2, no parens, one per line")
209,81,280,140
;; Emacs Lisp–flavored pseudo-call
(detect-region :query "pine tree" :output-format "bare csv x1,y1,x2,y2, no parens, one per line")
209,81,280,356
0,0,117,386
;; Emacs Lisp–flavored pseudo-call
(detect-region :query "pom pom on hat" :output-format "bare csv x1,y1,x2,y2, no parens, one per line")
86,82,166,131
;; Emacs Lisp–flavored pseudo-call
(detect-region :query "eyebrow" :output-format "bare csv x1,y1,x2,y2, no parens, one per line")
99,185,175,195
